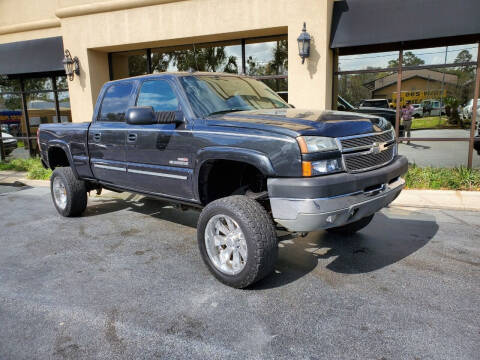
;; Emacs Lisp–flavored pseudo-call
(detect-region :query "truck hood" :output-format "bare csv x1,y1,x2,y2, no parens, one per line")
205,108,392,138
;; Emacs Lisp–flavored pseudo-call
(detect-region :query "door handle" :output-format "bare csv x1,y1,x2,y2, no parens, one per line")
93,133,101,141
127,133,137,143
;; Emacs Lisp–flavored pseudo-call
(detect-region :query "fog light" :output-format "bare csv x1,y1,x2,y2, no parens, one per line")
311,159,342,175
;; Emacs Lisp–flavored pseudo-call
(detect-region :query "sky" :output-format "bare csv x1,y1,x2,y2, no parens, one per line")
338,44,478,72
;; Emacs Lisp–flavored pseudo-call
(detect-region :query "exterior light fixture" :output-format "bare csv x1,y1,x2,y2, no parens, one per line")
297,22,311,64
62,49,80,81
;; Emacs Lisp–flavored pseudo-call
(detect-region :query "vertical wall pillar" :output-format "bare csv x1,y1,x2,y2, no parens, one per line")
467,43,480,168
287,0,334,110
395,49,403,141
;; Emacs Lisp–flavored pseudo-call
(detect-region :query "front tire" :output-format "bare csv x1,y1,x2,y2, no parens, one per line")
197,195,278,288
326,214,374,235
50,167,87,217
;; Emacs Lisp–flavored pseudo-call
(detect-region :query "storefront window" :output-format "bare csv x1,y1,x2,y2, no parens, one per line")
336,43,479,168
151,41,242,74
111,50,148,79
110,36,287,96
0,74,72,157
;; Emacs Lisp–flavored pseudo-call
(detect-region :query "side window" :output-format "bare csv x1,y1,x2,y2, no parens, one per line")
137,80,179,112
99,82,133,122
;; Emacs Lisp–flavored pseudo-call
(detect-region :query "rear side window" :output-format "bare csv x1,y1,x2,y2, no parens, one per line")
99,82,134,122
137,80,179,112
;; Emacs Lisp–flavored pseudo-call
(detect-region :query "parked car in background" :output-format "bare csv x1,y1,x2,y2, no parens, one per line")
39,73,407,288
462,98,480,120
359,99,390,109
412,104,423,118
0,132,18,156
338,96,404,137
421,99,445,117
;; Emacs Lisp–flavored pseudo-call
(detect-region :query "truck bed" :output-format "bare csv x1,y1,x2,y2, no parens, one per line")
39,122,93,179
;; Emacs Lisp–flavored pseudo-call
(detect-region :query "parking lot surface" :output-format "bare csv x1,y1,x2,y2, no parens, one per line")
0,186,479,359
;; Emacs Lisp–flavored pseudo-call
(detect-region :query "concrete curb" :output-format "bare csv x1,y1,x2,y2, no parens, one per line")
391,189,480,212
2,170,480,211
0,171,50,187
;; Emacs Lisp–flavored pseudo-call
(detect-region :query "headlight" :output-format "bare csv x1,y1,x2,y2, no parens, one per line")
311,159,342,175
296,136,338,153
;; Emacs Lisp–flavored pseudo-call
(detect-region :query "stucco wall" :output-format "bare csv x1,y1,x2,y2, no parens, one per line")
0,0,334,123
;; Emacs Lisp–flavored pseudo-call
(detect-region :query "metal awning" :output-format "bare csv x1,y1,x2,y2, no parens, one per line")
0,36,64,76
331,0,480,55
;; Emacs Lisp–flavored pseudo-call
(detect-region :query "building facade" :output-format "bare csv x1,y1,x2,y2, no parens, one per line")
0,0,334,125
1,0,480,167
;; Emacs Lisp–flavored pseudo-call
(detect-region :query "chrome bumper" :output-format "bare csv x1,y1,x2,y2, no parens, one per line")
270,177,405,232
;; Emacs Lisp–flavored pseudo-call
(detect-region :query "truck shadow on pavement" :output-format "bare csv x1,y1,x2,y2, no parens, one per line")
83,196,439,290
253,210,439,290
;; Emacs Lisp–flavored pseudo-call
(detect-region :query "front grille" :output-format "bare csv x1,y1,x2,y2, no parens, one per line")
343,144,395,172
340,131,394,150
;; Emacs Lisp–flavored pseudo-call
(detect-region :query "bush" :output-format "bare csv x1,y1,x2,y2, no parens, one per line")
405,165,480,191
0,157,52,180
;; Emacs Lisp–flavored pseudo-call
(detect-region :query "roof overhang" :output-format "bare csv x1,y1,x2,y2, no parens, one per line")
0,36,64,76
331,0,480,55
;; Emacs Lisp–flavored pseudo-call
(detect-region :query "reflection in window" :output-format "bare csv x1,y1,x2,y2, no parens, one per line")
180,75,288,117
56,76,68,90
137,80,179,112
111,50,148,79
0,75,73,156
151,41,242,74
245,38,287,76
338,51,399,72
99,83,134,122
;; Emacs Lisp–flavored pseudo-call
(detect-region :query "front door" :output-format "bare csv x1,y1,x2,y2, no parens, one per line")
125,79,195,200
88,81,135,187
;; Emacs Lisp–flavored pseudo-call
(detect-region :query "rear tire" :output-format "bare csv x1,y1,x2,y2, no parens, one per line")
326,214,374,235
50,167,87,217
197,195,278,288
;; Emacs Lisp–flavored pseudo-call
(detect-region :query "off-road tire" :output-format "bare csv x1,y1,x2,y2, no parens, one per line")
197,195,278,288
50,167,87,217
326,214,374,235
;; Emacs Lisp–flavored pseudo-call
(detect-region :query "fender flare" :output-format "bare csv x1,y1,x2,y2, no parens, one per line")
193,146,276,201
46,140,79,179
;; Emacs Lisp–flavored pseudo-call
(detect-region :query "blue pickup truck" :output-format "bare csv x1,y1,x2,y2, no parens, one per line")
38,72,407,288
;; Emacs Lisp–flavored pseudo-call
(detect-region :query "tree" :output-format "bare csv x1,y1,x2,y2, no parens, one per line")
171,46,238,73
388,51,425,68
454,49,474,74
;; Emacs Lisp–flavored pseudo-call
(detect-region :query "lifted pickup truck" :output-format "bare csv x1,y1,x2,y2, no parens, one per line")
39,72,407,288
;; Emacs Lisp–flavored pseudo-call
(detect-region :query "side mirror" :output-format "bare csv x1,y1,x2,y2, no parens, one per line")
126,106,156,125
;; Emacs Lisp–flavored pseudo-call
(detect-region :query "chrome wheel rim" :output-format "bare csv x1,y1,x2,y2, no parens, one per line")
52,177,67,210
204,214,248,275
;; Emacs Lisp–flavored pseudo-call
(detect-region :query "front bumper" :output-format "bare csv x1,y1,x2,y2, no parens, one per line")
268,155,408,232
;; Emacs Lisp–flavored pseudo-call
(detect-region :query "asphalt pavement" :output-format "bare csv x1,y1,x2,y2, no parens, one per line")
399,129,480,168
0,185,479,359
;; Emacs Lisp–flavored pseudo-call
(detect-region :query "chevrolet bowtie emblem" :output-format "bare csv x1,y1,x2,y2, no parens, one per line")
371,142,387,154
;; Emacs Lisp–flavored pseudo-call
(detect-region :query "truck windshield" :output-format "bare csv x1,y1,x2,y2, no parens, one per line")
179,75,289,117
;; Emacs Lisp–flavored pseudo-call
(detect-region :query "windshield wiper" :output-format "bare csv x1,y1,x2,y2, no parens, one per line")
207,108,247,116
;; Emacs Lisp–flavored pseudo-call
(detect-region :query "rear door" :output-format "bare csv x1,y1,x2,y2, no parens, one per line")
125,79,195,199
88,81,135,186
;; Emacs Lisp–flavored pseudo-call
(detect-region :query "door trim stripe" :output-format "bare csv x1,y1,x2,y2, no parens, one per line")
128,168,188,180
94,164,126,172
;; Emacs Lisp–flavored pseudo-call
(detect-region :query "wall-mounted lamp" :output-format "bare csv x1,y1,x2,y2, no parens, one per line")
62,49,80,81
297,22,311,64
